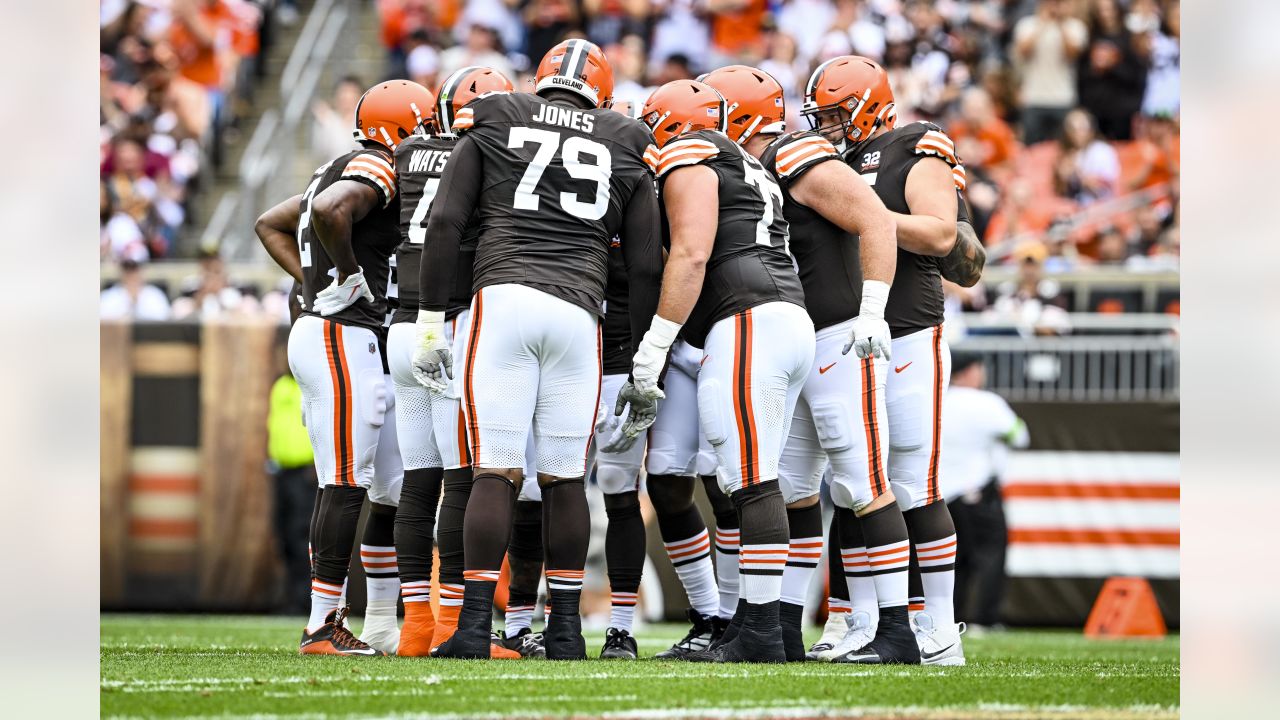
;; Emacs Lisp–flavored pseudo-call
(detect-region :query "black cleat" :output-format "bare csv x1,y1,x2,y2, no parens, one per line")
686,624,786,664
707,600,744,651
654,608,717,659
780,602,807,662
831,608,921,665
501,627,546,659
431,610,491,659
599,627,639,659
544,613,587,660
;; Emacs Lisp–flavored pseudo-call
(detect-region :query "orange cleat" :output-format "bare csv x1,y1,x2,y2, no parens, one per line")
488,633,521,659
431,604,460,649
396,602,437,657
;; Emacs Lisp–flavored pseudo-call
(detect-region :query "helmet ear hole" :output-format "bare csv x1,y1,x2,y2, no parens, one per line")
662,122,681,135
866,101,880,115
397,127,409,139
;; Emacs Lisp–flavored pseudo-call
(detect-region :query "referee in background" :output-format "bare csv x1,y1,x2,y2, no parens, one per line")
940,351,1029,631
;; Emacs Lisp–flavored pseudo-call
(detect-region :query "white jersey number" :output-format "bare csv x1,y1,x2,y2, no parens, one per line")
735,146,787,253
406,178,441,245
507,128,613,221
296,169,329,268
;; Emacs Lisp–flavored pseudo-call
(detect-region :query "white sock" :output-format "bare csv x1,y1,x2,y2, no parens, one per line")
665,530,720,617
361,544,400,604
505,603,535,637
867,539,910,609
609,592,638,632
841,546,881,622
307,579,343,632
713,527,740,618
917,534,958,626
400,579,431,604
739,543,788,604
782,534,822,606
438,582,464,610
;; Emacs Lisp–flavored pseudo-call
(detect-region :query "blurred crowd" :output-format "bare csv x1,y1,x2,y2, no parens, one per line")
102,0,1180,323
99,0,285,264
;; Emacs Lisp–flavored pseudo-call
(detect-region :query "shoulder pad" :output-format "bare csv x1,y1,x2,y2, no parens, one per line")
341,149,397,206
657,134,720,178
451,91,516,134
912,126,960,168
771,132,839,179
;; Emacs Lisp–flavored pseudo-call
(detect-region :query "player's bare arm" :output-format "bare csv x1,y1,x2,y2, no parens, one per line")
308,179,379,282
788,159,897,286
895,157,959,257
412,133,483,392
255,194,305,283
940,219,986,288
656,164,718,324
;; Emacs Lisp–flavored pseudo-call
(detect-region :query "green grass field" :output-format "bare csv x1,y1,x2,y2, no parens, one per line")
101,614,1178,719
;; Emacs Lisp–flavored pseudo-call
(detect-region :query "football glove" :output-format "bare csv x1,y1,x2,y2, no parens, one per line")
843,280,892,361
314,268,375,316
610,379,661,451
411,310,453,394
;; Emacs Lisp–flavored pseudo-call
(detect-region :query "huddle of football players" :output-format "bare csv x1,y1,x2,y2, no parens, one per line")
254,37,986,665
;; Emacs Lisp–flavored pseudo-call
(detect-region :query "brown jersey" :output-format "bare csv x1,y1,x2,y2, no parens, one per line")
296,145,400,335
759,131,860,331
656,129,805,348
847,122,964,337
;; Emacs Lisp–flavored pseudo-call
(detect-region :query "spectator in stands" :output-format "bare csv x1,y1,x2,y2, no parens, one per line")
1093,225,1131,266
100,259,172,321
758,30,804,127
1127,112,1179,193
584,0,649,49
103,134,182,258
950,86,1020,182
311,75,363,169
650,51,695,85
605,35,653,110
406,38,441,93
1138,0,1179,118
1127,224,1179,272
1077,0,1147,141
171,249,248,319
1053,108,1119,205
706,0,768,68
1012,0,1088,144
521,0,582,68
774,0,837,66
941,351,1029,631
439,18,515,83
989,240,1073,336
101,180,150,264
648,0,710,76
984,178,1052,248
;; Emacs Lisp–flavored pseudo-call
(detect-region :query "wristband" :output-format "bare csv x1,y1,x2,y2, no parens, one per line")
859,280,890,320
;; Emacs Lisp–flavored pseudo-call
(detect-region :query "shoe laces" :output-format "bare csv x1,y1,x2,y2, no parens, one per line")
603,628,632,650
672,610,712,650
329,607,373,651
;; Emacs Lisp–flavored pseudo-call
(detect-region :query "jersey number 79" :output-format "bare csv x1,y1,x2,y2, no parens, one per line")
507,128,613,221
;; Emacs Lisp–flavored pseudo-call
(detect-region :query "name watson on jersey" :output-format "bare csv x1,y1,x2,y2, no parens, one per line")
531,102,595,133
406,148,451,174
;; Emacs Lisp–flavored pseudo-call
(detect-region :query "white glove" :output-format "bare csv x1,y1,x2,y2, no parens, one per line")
844,280,893,361
314,267,375,316
609,379,660,451
411,310,453,393
597,400,634,454
631,315,682,393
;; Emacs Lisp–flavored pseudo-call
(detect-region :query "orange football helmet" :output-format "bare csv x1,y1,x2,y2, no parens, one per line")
435,65,514,135
534,39,615,108
802,56,896,148
354,80,435,150
699,65,786,145
640,80,727,148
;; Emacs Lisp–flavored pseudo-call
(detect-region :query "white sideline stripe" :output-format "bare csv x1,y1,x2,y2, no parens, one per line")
1007,544,1180,579
1006,498,1180,530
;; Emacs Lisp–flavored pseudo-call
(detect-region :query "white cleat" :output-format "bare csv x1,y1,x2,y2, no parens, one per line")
358,600,401,654
819,610,877,662
805,611,848,661
913,612,966,666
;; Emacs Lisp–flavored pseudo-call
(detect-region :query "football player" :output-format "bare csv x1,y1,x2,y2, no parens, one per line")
627,79,815,663
387,66,523,659
413,39,664,660
805,56,982,665
255,80,432,656
703,65,916,663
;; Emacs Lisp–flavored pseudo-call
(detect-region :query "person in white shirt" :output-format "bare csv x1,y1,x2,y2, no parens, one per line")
100,259,171,321
940,351,1029,629
1013,0,1089,144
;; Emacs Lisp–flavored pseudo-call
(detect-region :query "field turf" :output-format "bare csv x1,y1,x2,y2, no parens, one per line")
101,614,1178,719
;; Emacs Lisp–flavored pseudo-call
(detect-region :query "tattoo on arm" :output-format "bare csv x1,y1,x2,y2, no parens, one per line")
940,221,986,288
